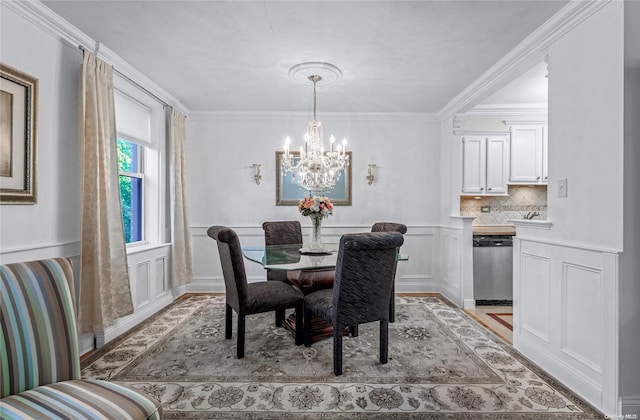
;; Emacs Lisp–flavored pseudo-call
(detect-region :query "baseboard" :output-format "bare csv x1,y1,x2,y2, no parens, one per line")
78,332,95,357
463,299,476,309
517,336,604,413
95,293,174,348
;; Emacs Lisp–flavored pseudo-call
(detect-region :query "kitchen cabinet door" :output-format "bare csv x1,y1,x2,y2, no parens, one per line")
486,136,509,194
508,124,547,184
461,135,508,195
462,136,486,194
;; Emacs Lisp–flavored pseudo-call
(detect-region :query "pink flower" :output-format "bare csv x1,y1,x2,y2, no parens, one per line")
298,195,333,217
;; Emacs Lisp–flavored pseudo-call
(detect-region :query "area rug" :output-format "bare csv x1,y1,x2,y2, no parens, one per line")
81,295,602,419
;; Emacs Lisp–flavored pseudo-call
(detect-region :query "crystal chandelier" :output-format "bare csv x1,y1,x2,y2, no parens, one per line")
281,73,349,195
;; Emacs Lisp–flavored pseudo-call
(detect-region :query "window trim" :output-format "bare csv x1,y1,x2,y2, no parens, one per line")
113,75,168,253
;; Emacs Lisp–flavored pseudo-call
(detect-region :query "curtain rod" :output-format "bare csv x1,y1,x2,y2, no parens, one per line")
78,44,170,109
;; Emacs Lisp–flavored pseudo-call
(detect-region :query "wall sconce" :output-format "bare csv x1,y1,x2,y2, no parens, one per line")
366,164,377,185
251,164,262,185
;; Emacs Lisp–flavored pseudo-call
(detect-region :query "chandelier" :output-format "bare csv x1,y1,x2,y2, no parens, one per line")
281,71,349,195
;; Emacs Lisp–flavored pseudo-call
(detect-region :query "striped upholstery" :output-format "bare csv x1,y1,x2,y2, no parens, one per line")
0,380,160,420
1,258,79,397
1,258,162,419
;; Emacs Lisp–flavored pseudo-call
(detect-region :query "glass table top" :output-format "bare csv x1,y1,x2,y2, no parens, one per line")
243,244,407,271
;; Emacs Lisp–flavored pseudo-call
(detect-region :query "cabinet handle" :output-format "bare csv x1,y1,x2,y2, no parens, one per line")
480,188,484,191
536,176,541,180
488,188,492,191
544,176,548,180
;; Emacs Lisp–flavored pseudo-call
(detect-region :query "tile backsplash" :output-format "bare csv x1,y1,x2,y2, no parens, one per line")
460,185,547,225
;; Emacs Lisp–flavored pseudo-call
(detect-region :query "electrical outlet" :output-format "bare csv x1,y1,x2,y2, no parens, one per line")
558,178,568,198
481,206,490,213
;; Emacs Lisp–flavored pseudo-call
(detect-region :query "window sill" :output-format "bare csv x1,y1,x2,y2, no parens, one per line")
126,242,171,255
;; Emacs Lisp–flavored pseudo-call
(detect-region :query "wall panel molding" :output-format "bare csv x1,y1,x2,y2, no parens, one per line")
514,237,619,414
190,224,442,295
0,240,81,264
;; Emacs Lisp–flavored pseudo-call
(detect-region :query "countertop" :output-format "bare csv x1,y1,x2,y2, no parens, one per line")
472,225,516,236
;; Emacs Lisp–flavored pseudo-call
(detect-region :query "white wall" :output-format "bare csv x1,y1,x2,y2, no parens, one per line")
185,113,443,293
513,2,624,415
621,0,640,415
0,3,177,352
0,3,81,263
546,2,624,252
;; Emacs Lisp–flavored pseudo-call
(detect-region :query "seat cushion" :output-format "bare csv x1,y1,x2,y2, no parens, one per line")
303,288,334,322
245,281,303,314
0,379,162,420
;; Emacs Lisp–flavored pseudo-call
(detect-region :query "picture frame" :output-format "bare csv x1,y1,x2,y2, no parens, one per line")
276,151,352,206
0,63,38,204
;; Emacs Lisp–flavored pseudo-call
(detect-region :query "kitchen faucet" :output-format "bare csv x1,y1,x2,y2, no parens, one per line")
524,211,540,220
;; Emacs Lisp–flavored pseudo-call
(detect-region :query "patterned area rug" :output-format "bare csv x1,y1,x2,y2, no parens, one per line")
81,295,601,419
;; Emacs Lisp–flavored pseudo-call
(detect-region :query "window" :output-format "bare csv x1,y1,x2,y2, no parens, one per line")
113,79,166,249
117,138,143,243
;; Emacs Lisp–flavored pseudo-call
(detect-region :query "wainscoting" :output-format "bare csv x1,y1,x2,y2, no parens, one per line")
513,237,619,415
93,244,174,349
189,224,443,295
0,241,173,354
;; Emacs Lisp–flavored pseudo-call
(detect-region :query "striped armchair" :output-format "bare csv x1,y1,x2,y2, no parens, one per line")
0,258,162,419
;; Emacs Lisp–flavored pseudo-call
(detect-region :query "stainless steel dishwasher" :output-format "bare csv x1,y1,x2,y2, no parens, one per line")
473,235,513,304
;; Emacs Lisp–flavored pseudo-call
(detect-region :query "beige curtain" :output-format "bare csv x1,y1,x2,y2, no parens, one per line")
170,108,193,287
78,50,133,335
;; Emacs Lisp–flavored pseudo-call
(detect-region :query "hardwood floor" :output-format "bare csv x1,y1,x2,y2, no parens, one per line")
465,305,513,345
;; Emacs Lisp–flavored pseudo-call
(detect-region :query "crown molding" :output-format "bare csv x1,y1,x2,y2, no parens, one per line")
188,110,439,122
437,0,611,119
503,120,548,127
453,130,510,137
3,0,189,115
465,103,548,117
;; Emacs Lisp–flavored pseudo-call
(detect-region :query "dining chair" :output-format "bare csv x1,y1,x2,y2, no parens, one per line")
208,225,304,358
262,221,303,326
371,222,408,323
303,231,404,375
262,219,335,292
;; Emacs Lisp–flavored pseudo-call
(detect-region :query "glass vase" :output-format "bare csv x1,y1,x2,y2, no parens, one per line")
308,213,324,251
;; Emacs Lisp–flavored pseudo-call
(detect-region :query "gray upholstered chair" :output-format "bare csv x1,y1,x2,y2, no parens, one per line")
208,225,304,358
371,222,407,323
262,220,335,312
262,221,304,326
303,232,404,375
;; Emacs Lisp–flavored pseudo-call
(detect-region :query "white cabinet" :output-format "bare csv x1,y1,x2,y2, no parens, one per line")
461,135,509,195
507,123,548,184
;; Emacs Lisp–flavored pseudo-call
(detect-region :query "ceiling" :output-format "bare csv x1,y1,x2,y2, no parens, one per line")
42,0,565,113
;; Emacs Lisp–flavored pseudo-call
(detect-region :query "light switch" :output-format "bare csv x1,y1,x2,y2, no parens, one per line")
558,178,568,198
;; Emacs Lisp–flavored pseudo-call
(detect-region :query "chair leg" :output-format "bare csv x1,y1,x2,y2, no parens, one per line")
275,309,285,327
349,325,359,337
225,304,233,339
236,315,245,359
380,319,388,365
389,280,396,323
294,302,303,345
303,307,313,347
334,324,343,375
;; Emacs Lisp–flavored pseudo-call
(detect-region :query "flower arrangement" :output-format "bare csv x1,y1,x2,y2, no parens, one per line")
298,195,333,218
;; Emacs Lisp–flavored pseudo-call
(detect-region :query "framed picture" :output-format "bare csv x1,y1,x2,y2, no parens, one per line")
276,151,352,206
0,63,38,204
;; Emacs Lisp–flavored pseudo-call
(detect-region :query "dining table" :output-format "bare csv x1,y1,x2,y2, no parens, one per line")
242,243,408,342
